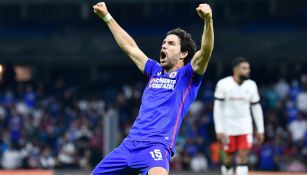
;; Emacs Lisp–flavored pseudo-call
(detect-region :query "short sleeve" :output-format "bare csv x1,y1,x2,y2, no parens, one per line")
181,63,204,86
214,81,225,100
144,58,161,77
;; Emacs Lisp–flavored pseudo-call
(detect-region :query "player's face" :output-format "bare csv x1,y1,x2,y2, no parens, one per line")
160,34,185,70
237,62,250,80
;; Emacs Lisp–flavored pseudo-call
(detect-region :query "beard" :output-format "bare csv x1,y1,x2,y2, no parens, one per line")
160,57,177,71
239,74,250,81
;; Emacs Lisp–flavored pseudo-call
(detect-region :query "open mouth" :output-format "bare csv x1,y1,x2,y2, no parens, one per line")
160,51,167,63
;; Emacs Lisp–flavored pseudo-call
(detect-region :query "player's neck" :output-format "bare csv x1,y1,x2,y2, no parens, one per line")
164,65,180,73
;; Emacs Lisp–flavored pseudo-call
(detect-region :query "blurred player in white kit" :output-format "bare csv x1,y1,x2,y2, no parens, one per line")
213,58,265,175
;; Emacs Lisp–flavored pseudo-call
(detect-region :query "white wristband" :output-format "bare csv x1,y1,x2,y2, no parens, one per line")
102,13,113,23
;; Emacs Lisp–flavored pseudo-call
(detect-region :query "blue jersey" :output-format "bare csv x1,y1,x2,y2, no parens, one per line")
126,58,204,154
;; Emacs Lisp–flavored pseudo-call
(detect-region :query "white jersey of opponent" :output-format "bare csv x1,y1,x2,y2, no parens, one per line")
213,76,261,135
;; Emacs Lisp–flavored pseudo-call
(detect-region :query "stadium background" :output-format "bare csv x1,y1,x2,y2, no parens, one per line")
0,0,307,174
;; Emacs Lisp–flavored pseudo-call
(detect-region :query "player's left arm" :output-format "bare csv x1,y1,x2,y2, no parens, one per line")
191,4,214,75
250,83,265,145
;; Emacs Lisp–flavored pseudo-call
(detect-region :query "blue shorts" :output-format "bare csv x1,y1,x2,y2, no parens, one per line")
91,140,171,175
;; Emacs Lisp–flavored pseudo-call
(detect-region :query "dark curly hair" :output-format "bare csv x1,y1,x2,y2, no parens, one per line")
231,57,249,70
167,28,197,65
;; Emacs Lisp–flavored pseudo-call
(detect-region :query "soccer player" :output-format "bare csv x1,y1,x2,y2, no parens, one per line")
213,58,265,175
92,2,214,175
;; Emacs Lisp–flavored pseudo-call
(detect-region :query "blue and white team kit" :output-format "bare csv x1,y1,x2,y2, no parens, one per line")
92,58,204,175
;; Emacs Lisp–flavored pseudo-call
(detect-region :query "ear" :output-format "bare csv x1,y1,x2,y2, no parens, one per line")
179,51,188,60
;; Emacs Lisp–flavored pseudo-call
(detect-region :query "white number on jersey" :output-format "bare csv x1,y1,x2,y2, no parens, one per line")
149,149,163,161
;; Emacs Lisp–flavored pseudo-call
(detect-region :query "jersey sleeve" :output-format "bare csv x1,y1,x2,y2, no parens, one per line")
251,82,260,104
214,80,225,100
144,58,161,77
181,63,204,86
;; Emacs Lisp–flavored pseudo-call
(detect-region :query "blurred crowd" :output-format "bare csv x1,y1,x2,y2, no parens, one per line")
0,79,104,170
0,74,307,172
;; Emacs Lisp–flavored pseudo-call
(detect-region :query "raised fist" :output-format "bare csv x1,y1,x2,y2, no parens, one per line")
196,4,212,20
93,2,109,18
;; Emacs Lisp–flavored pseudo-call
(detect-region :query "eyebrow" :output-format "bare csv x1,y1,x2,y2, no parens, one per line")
163,40,176,44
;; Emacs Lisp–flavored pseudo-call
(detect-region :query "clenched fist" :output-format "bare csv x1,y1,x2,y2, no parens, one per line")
255,133,264,145
93,2,109,18
196,4,212,20
216,133,228,145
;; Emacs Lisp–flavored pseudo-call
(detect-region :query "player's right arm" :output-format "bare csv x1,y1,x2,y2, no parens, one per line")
213,80,227,144
93,2,148,73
